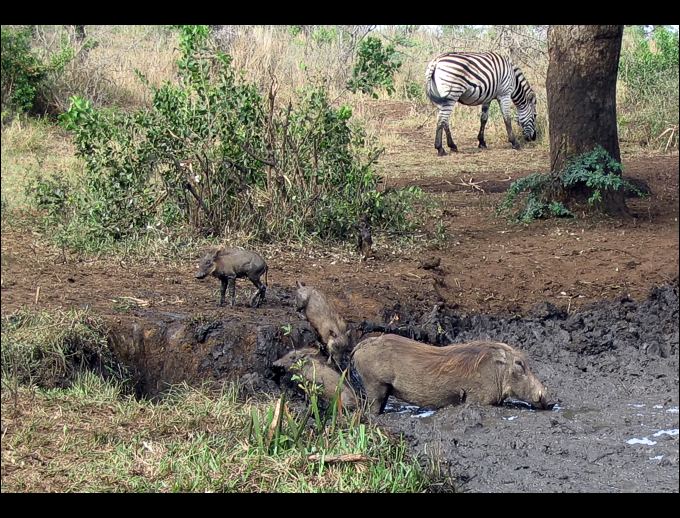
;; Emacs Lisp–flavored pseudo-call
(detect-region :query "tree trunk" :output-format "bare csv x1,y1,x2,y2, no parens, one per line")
547,25,627,215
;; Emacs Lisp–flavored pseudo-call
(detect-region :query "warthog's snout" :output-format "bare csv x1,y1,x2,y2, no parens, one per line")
195,271,207,279
533,389,555,410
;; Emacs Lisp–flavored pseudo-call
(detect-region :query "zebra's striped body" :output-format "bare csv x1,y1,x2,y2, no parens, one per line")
425,51,537,155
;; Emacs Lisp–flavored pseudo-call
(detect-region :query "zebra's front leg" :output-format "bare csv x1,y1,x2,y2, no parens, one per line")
478,103,490,149
499,97,520,150
443,125,458,153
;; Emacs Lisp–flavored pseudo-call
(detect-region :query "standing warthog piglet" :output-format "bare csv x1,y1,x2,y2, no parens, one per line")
295,281,350,366
195,247,268,307
352,334,551,414
273,347,358,410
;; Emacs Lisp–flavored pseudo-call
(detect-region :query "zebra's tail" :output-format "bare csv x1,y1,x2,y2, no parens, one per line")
425,57,446,104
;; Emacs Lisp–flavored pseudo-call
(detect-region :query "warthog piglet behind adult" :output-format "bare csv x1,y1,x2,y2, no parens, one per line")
352,334,551,414
273,347,357,410
195,247,268,307
294,281,350,366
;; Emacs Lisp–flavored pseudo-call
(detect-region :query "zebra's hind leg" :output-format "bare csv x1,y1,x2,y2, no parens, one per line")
435,123,447,156
478,102,491,149
443,125,458,152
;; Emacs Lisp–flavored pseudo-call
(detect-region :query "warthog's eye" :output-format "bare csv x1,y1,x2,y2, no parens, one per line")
514,360,526,373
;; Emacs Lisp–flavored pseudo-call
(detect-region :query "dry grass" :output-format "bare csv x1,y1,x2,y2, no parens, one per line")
1,117,82,210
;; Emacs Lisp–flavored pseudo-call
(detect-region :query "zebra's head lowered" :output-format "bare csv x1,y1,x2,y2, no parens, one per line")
517,91,537,141
512,65,537,141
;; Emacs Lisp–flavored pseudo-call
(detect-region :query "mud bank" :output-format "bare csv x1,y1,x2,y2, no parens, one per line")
104,279,678,492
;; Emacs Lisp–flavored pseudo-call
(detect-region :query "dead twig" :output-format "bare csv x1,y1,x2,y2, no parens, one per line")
115,296,150,307
307,453,374,464
457,176,487,193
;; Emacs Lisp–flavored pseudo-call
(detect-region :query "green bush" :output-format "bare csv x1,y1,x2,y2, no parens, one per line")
1,26,86,117
38,25,418,250
1,26,45,113
347,36,402,98
499,146,644,223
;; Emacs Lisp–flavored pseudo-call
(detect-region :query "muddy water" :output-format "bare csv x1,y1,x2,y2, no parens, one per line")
369,283,679,492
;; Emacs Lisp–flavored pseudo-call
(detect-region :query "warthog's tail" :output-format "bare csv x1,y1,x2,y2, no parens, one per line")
264,265,269,287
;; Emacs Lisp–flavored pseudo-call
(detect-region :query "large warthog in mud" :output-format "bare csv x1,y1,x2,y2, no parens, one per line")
352,334,551,414
295,281,350,366
195,247,268,307
273,347,358,409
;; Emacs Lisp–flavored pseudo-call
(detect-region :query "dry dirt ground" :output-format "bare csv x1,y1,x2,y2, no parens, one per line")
1,101,678,492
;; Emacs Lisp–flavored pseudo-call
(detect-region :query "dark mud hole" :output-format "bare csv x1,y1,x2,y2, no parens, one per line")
372,283,679,493
109,282,679,493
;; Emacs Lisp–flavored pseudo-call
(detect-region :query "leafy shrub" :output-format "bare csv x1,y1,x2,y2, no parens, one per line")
1,26,45,113
39,26,418,250
499,146,644,222
347,36,402,98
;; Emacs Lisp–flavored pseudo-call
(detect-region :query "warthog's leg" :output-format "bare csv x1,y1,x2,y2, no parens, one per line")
219,278,228,306
249,276,266,308
363,379,391,414
228,277,236,307
326,337,337,365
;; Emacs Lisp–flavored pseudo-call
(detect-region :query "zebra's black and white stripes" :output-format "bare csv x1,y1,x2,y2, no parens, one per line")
425,51,537,156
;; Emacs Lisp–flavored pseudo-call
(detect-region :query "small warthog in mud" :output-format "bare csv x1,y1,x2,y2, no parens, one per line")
273,347,357,410
295,281,350,366
352,334,550,414
195,247,268,307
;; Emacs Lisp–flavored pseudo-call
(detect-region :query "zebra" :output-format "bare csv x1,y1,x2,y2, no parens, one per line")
425,51,537,156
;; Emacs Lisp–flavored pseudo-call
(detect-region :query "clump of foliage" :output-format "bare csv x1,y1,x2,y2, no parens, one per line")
499,146,645,223
1,26,45,113
347,36,402,98
1,25,94,118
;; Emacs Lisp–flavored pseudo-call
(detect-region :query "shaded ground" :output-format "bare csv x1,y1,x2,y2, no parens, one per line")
1,101,678,492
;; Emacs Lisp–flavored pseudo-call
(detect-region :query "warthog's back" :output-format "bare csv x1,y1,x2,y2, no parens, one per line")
218,248,266,276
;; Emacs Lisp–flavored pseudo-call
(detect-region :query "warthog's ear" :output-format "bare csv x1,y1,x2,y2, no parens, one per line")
212,248,221,260
296,280,305,288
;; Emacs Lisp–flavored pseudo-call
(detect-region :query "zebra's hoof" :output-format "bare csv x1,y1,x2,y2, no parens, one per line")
449,146,458,153
478,142,487,149
437,149,447,157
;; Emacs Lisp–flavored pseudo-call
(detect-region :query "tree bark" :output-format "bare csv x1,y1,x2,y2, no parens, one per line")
547,25,627,215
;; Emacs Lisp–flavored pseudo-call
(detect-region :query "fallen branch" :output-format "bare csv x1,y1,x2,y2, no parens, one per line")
457,176,486,193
